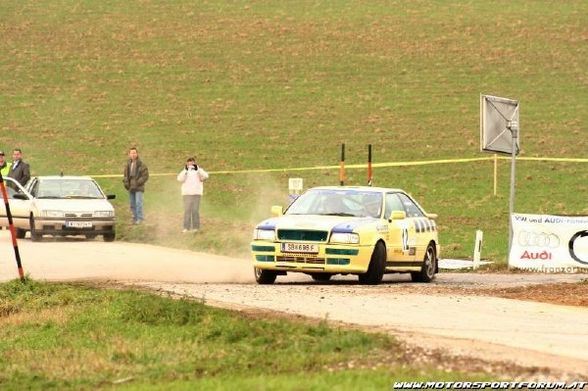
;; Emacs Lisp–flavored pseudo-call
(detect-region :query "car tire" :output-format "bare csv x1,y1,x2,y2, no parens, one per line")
30,217,42,242
358,241,386,285
411,243,437,283
103,232,116,242
310,273,332,282
254,267,277,285
16,228,26,239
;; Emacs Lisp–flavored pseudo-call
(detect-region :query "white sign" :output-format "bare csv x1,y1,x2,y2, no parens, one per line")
288,178,303,192
509,213,588,271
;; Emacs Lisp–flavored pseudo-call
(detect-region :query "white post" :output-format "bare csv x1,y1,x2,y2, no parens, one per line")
473,230,483,270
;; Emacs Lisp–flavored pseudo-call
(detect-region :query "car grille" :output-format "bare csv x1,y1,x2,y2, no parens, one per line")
277,229,328,242
65,212,93,218
276,255,326,265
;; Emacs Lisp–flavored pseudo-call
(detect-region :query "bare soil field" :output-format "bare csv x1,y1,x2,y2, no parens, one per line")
1,232,587,380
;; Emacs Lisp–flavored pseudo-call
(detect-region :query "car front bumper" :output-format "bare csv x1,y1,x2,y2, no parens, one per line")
35,217,115,235
251,241,373,274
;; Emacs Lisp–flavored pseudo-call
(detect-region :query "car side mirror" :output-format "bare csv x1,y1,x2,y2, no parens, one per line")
13,193,29,200
389,210,406,221
271,205,283,217
426,213,438,220
106,194,116,200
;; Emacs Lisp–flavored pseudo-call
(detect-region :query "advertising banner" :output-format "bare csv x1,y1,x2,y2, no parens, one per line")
509,213,588,271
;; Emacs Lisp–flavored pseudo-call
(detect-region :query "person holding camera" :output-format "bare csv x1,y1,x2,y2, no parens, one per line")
177,157,208,233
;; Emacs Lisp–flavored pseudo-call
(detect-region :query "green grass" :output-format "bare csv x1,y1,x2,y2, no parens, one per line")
0,279,490,389
0,0,586,263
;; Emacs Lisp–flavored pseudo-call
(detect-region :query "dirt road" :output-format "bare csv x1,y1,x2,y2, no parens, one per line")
1,232,587,379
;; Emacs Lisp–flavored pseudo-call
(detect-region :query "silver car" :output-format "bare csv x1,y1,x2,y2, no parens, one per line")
0,176,116,241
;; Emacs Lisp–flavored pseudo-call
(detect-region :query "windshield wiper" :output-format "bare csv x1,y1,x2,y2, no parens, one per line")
322,212,356,217
37,196,63,199
62,195,101,199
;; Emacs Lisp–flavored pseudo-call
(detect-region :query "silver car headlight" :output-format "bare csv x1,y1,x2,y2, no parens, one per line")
330,232,360,244
253,228,275,241
94,210,114,218
41,210,65,218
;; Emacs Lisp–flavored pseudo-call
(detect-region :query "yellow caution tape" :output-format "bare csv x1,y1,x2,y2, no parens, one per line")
89,156,588,178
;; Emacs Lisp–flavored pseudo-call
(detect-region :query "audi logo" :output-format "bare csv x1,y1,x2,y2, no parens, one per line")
517,231,560,248
569,230,588,265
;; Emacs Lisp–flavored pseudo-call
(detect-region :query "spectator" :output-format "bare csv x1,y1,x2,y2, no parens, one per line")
8,148,30,186
0,150,11,178
123,147,149,224
176,157,208,232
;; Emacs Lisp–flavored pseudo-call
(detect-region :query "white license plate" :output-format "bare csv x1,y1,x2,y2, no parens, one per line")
281,242,319,254
66,221,93,228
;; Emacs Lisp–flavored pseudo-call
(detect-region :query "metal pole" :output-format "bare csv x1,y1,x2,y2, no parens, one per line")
339,143,345,186
367,144,373,186
508,128,517,267
0,173,26,281
493,154,498,196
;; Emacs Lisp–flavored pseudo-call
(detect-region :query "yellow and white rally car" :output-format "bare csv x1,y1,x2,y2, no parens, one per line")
251,186,439,284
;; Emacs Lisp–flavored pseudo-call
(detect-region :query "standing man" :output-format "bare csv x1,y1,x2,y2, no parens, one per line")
8,148,30,186
123,147,149,225
176,156,208,232
0,151,11,178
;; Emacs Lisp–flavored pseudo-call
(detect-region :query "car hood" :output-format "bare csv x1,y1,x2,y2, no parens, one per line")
256,214,376,233
33,198,114,212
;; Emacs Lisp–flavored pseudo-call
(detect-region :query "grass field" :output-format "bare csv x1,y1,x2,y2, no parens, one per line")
1,0,587,262
0,279,491,389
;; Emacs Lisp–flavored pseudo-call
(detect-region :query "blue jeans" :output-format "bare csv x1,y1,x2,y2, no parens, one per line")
129,191,144,222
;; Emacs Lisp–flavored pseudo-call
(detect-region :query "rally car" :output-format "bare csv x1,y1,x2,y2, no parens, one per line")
251,186,439,284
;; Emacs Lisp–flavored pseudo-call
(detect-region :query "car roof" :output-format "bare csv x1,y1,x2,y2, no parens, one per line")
34,176,95,181
309,186,405,193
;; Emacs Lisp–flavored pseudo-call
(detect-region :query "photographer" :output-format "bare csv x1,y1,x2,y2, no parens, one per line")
176,157,208,233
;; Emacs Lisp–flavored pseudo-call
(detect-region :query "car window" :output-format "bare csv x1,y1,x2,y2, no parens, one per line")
397,193,425,218
384,193,405,219
37,179,104,199
286,189,382,218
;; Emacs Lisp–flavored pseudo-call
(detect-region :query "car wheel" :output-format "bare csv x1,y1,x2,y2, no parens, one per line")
103,232,116,242
310,273,332,282
358,241,386,285
30,217,42,242
254,267,277,285
16,228,26,239
411,243,437,283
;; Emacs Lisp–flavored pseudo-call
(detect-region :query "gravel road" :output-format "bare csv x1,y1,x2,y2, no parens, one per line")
1,232,587,379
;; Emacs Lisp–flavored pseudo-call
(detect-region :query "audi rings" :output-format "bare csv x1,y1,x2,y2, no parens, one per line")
568,230,588,265
517,231,560,248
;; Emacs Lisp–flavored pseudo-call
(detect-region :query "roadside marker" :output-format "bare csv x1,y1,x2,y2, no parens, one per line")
0,172,25,281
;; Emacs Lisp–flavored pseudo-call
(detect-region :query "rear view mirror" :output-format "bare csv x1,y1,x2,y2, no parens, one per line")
13,193,29,200
426,213,438,220
390,211,406,221
106,194,116,200
271,205,283,217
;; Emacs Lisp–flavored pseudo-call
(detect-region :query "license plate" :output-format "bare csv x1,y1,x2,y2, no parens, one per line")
66,221,93,228
281,242,319,254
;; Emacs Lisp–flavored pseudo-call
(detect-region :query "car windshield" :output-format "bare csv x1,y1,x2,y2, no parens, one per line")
36,179,104,199
286,189,383,218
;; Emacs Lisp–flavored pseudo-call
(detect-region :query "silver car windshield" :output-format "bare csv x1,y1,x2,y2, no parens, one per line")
286,189,383,218
36,179,104,199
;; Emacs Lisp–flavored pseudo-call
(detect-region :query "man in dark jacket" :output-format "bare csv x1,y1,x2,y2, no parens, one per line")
123,147,149,224
8,148,30,186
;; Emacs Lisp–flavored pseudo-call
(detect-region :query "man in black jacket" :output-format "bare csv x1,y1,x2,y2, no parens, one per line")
123,147,149,224
8,148,30,186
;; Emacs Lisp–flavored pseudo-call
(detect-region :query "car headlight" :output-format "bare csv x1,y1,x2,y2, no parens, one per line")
94,211,114,218
253,228,275,241
41,210,65,218
330,232,360,244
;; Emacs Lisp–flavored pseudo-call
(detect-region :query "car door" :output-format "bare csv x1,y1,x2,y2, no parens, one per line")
383,192,417,265
0,177,33,229
396,192,430,261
